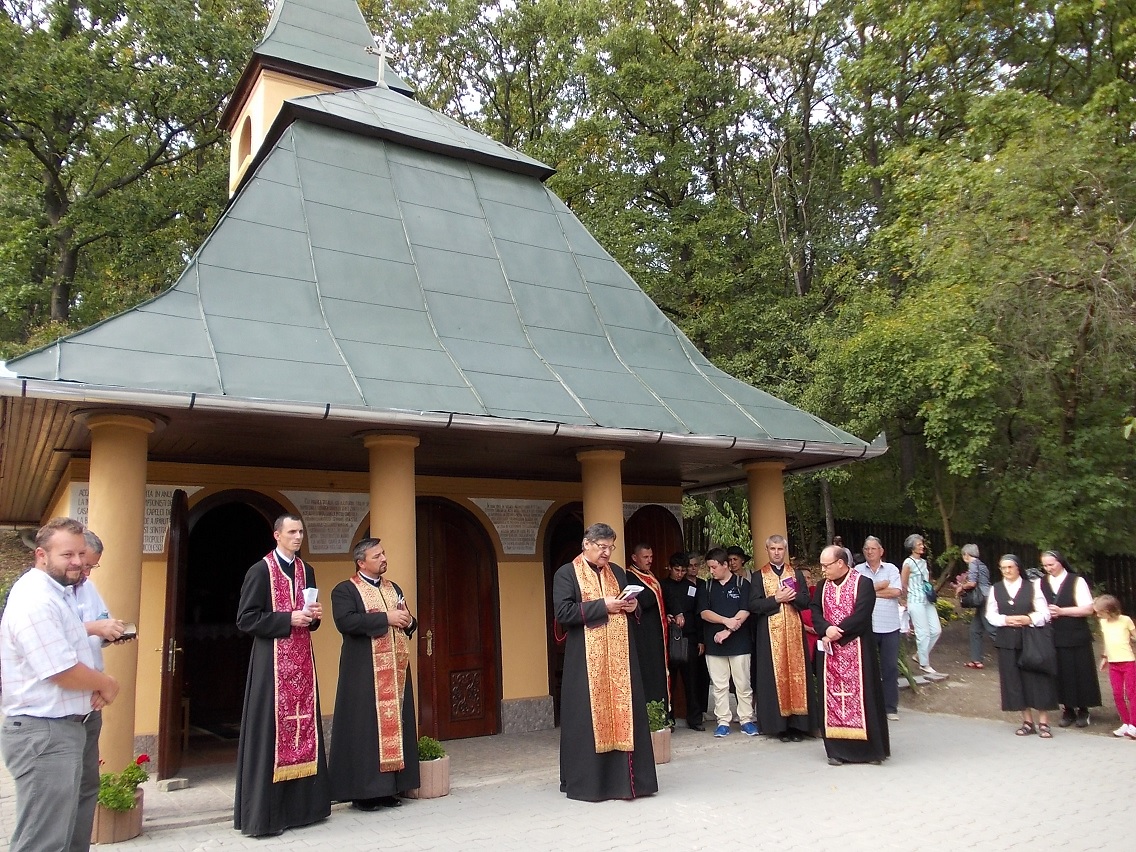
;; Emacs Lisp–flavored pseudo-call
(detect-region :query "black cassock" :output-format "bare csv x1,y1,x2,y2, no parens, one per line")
554,561,658,802
748,567,819,736
234,559,331,837
628,573,669,712
810,573,890,764
328,578,420,801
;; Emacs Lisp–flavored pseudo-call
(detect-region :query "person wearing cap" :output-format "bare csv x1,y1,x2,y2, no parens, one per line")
726,545,753,582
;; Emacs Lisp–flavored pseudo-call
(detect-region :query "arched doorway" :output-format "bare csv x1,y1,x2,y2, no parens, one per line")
173,490,284,767
543,502,584,725
625,504,685,582
416,498,501,740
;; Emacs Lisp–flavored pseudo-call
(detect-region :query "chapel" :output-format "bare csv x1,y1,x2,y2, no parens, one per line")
0,0,883,777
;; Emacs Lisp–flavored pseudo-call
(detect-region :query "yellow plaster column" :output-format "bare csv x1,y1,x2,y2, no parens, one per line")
743,460,789,552
83,412,156,770
362,433,419,609
576,448,626,567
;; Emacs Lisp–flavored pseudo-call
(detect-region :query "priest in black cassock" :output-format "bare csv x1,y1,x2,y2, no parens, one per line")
554,522,658,801
329,537,419,809
235,514,331,837
810,545,890,766
626,543,670,714
749,534,818,742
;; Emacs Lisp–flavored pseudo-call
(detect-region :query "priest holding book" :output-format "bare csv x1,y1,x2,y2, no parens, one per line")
553,523,658,801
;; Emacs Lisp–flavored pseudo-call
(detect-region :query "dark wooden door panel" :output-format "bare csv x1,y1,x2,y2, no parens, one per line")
416,500,500,740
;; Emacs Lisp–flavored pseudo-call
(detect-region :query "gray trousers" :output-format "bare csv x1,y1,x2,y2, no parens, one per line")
70,710,102,852
1,714,85,852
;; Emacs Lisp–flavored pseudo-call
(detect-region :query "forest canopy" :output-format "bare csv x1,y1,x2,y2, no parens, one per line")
2,0,1132,557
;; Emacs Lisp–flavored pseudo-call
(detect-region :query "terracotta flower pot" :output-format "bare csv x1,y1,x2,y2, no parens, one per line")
651,728,671,764
406,754,450,799
91,788,143,844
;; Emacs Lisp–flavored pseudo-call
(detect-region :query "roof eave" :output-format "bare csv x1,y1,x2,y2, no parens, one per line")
219,53,412,132
232,98,555,198
0,378,885,469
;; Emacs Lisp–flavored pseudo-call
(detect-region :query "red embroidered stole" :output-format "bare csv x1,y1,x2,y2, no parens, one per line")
573,555,634,752
627,565,671,704
821,574,868,740
266,551,319,781
758,564,808,717
351,574,410,772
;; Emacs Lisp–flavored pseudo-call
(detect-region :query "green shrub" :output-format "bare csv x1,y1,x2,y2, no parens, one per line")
417,735,446,761
646,699,669,732
98,754,149,811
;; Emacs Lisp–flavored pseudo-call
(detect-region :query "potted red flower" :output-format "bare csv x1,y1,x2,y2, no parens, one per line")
92,753,149,843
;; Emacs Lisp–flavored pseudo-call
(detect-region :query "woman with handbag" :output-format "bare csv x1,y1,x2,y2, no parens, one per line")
985,554,1059,738
957,543,995,668
901,534,942,675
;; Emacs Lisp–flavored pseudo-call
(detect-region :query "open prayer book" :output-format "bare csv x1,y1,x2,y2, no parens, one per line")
617,584,645,601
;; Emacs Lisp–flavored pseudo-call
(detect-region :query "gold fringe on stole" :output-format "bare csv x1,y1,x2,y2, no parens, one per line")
821,575,868,741
759,565,809,717
273,760,318,782
573,555,635,752
352,574,409,772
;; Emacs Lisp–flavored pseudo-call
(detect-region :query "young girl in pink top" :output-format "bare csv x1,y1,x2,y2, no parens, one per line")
1094,594,1136,738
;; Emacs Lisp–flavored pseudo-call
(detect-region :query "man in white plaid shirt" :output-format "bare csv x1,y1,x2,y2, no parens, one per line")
1,517,120,852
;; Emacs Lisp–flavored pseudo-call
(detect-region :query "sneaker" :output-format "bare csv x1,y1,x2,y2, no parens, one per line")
887,713,900,722
741,722,759,737
1075,709,1090,728
714,724,730,737
1113,725,1128,738
1126,724,1136,739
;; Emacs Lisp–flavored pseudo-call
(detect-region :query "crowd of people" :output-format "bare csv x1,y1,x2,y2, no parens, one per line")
3,516,1131,847
553,527,1135,800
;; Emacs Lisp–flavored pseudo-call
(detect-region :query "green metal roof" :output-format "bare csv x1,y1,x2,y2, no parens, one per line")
255,0,413,95
8,87,868,452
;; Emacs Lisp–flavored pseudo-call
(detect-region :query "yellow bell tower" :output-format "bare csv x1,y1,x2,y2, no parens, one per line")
219,0,413,196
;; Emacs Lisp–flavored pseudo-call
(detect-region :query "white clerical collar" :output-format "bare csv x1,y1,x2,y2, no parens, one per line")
275,549,296,565
357,572,382,586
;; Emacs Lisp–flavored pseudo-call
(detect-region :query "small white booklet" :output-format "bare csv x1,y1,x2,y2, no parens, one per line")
303,588,319,610
618,584,645,601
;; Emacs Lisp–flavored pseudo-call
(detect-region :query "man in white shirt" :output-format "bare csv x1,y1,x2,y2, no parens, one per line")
0,517,120,852
71,530,128,852
854,536,902,721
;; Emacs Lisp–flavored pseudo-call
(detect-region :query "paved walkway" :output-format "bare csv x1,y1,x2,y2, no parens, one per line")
1,712,1127,850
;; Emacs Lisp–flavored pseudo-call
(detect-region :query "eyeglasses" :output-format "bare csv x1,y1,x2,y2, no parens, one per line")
819,559,841,569
586,541,615,553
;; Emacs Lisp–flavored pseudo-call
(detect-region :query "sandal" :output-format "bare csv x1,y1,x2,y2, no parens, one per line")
964,661,984,669
1038,723,1052,739
1015,722,1036,736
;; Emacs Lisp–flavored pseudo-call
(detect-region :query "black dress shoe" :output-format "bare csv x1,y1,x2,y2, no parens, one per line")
778,732,791,743
378,796,402,808
1075,709,1091,728
1058,712,1076,728
789,731,803,742
687,721,705,731
352,799,384,811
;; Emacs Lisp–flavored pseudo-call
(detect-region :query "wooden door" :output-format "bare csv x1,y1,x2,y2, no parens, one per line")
544,503,584,725
416,499,500,740
157,489,189,779
625,504,685,582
